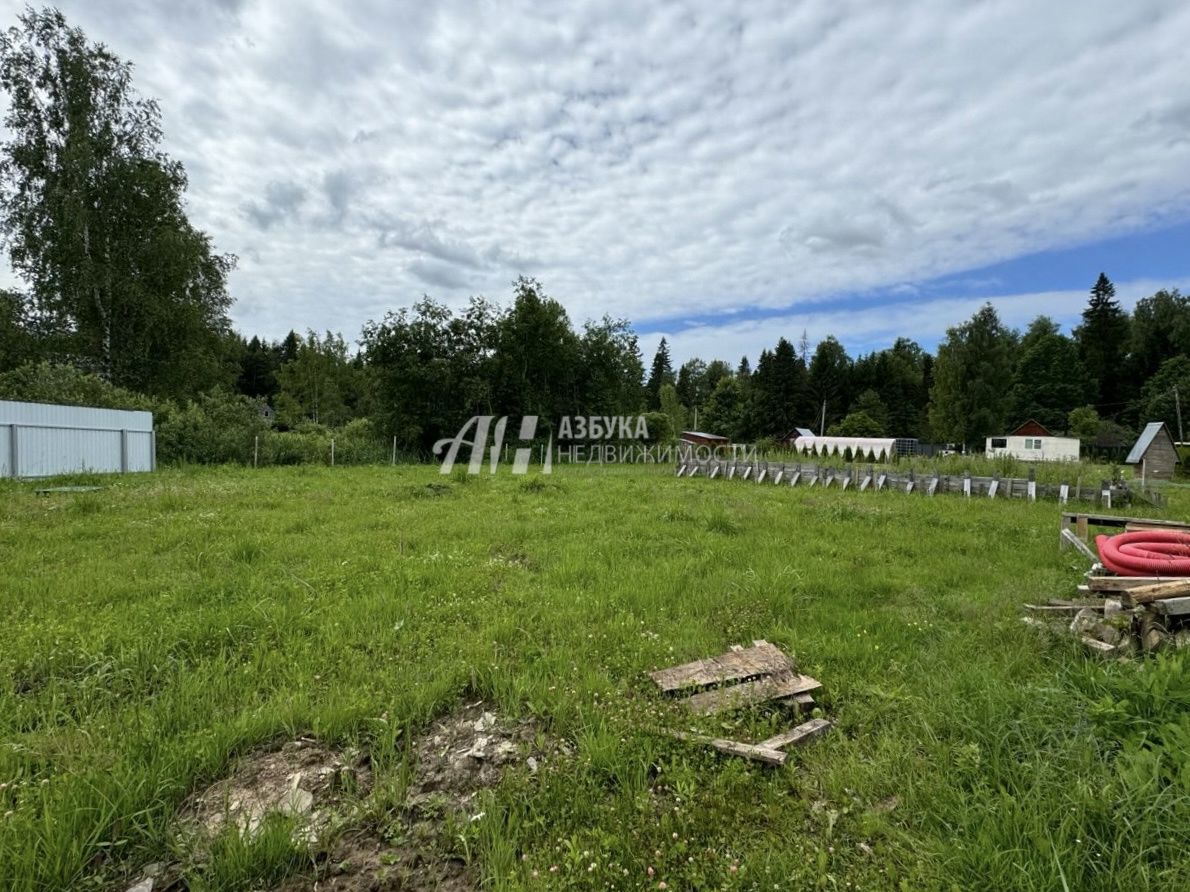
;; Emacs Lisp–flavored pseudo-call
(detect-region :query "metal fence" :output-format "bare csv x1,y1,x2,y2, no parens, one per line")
0,400,155,478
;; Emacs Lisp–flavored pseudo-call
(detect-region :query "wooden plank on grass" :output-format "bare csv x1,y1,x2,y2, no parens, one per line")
683,673,821,715
1151,596,1190,617
665,731,786,766
1126,579,1190,604
1060,528,1099,563
1085,575,1180,591
759,718,833,750
1024,603,1103,614
648,641,792,693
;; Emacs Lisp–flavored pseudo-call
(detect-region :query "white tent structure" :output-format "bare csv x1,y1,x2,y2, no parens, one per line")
791,434,896,460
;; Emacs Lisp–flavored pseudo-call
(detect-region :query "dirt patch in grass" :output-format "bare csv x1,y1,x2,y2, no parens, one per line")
149,704,555,892
284,703,555,891
181,736,372,841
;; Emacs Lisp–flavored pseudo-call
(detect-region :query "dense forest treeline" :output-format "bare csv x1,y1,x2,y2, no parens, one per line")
1,8,1188,465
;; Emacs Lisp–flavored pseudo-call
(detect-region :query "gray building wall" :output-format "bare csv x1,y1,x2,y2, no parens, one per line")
1141,434,1179,480
0,400,155,478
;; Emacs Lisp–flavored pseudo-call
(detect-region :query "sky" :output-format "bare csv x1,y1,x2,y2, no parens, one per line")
3,0,1190,366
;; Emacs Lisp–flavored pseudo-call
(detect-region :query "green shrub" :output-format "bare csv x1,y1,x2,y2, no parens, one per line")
155,392,269,465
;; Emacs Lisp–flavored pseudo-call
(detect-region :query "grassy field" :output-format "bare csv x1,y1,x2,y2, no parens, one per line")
3,464,1190,891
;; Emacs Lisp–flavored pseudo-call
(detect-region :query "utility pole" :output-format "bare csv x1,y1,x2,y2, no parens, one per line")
819,401,826,436
1176,386,1184,443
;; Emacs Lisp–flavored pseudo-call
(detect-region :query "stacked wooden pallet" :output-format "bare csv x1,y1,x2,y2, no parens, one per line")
649,640,831,766
1029,516,1190,655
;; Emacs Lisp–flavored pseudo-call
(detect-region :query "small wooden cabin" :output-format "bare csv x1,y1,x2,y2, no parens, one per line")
1126,422,1179,481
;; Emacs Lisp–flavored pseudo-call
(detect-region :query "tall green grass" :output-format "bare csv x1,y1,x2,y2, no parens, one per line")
1,465,1188,889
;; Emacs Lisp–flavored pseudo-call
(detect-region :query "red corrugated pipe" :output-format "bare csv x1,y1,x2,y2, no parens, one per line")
1095,530,1190,576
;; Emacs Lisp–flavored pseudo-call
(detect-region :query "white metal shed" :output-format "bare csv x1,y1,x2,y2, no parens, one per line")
0,399,155,478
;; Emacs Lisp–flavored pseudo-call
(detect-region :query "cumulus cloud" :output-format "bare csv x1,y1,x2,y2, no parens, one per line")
4,0,1189,356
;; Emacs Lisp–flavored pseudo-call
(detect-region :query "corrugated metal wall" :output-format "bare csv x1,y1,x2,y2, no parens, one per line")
0,400,155,478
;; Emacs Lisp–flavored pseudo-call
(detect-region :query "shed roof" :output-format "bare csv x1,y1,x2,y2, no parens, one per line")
680,430,729,442
1125,422,1176,464
1009,418,1053,437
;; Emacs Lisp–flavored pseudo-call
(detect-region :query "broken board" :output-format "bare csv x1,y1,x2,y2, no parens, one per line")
649,640,792,693
650,641,831,764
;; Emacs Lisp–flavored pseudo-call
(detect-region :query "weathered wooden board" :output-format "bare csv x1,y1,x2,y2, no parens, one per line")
1127,578,1190,604
666,731,787,766
682,673,821,715
1150,596,1190,617
648,641,792,693
759,718,833,750
1085,575,1181,592
783,691,815,711
1060,528,1099,562
1024,603,1103,614
1062,512,1190,530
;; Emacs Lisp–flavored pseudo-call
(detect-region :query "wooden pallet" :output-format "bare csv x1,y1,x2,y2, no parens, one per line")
650,640,831,764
